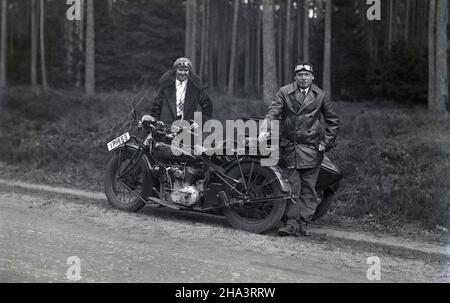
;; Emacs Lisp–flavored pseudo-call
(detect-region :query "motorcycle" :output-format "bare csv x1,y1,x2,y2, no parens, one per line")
104,110,342,234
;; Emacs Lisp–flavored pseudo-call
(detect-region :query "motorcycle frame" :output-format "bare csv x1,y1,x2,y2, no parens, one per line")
113,135,294,211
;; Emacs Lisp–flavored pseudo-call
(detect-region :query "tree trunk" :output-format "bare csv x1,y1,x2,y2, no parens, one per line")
428,0,436,109
434,0,448,113
217,28,225,91
206,0,213,88
199,0,206,79
262,0,278,105
244,2,251,92
227,0,239,96
185,0,192,58
65,18,74,81
297,0,303,62
31,0,38,87
249,0,256,91
39,0,48,89
421,0,428,49
9,2,13,56
323,0,331,96
412,0,417,46
388,0,393,52
217,0,227,92
367,18,374,65
255,2,262,90
0,0,7,89
284,0,292,83
190,0,198,72
277,3,283,86
76,0,84,88
85,0,95,95
107,0,114,19
405,0,409,42
303,0,309,61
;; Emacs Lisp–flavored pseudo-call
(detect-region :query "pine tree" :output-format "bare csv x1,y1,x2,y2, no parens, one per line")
227,0,239,96
31,0,38,87
85,0,95,95
262,0,278,105
39,0,48,89
0,0,7,89
323,0,331,96
284,0,292,83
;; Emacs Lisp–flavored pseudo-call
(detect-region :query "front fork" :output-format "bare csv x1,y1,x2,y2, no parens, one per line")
116,145,146,179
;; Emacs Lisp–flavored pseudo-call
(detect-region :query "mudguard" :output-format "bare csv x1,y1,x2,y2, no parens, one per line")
114,143,153,174
224,158,292,194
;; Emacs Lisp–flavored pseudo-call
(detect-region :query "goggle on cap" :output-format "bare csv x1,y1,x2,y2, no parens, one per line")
173,57,192,70
294,63,314,74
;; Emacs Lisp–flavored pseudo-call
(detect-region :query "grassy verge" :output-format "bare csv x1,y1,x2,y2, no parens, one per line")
0,87,449,229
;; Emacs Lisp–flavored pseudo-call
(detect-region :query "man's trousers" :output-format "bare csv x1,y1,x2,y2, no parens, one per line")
285,167,321,223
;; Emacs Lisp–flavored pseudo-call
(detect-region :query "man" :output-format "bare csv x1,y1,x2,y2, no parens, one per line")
142,57,212,125
258,62,339,237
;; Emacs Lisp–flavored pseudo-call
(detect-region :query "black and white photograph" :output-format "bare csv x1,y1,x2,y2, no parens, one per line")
0,0,449,288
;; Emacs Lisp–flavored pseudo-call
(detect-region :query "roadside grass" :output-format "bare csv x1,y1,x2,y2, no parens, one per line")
329,103,450,229
0,87,449,229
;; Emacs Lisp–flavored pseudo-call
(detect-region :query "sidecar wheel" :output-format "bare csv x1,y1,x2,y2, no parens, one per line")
223,162,287,234
104,149,151,212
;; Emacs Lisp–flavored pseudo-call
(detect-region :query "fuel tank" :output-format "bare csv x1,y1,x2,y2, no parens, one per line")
152,142,198,163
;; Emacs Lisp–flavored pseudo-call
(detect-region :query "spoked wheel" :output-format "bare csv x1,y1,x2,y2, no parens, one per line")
104,148,152,212
223,162,287,234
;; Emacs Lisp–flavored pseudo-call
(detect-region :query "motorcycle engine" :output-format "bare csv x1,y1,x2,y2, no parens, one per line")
168,166,204,207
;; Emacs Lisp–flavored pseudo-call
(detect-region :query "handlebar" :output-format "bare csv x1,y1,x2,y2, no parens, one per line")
139,119,199,139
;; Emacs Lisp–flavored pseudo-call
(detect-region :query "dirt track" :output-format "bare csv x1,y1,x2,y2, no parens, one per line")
0,183,449,283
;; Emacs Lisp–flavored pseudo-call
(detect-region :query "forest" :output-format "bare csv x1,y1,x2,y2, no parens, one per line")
0,0,449,229
0,0,448,107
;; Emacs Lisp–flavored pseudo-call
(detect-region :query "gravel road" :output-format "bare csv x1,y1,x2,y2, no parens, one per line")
0,184,448,283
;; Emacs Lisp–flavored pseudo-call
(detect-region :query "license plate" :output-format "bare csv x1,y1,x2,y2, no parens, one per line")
107,132,130,151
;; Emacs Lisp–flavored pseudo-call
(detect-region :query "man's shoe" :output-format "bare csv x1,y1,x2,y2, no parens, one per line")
278,223,298,237
297,222,311,237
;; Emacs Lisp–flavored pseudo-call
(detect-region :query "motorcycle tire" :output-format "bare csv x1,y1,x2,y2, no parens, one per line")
223,162,287,234
104,148,152,212
311,190,335,221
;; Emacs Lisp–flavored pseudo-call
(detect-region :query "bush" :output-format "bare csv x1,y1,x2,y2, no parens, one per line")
330,101,450,227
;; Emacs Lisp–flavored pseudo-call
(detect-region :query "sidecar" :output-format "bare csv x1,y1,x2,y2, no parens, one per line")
313,153,342,221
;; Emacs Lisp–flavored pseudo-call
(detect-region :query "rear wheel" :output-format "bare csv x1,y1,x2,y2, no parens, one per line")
223,162,287,234
104,148,152,212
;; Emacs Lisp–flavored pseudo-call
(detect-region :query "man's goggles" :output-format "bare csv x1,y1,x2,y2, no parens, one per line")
294,64,313,74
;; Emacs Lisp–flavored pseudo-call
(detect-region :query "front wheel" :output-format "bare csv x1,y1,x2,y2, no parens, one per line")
104,148,152,212
223,162,287,234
